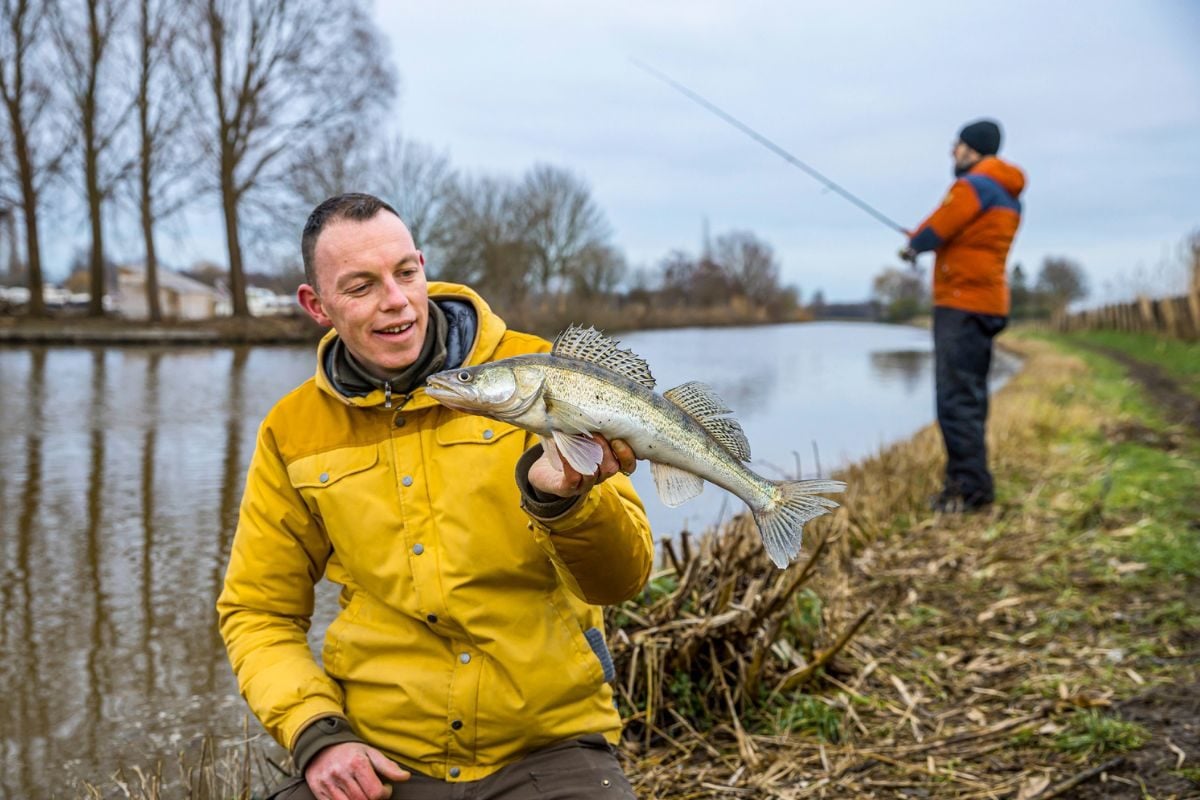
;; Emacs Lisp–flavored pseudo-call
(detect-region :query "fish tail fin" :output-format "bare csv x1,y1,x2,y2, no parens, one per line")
753,479,846,568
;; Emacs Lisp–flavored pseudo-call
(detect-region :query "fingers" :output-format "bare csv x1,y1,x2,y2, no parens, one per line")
611,438,637,476
368,750,410,783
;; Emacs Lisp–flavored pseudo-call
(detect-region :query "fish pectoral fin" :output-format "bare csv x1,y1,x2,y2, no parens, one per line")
552,430,604,475
650,462,705,508
545,397,601,435
539,435,564,471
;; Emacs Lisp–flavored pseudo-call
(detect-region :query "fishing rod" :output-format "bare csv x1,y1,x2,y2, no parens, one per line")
631,58,908,236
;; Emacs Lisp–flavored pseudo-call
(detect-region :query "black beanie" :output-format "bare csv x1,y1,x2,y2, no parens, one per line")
958,119,1002,156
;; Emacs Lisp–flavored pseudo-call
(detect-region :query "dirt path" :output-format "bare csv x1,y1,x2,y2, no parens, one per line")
1081,343,1200,433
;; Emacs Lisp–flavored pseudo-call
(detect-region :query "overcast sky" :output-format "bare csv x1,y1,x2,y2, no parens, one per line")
370,0,1200,303
53,1,1200,304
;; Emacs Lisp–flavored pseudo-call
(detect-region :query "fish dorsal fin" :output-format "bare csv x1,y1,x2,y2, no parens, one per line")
552,325,656,389
663,381,752,462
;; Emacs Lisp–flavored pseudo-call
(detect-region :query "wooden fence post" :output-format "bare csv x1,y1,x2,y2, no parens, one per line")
1158,298,1177,339
1188,288,1200,340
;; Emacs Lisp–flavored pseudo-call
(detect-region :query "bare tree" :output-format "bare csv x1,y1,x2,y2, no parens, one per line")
374,136,455,262
713,229,781,305
129,0,194,322
439,174,532,308
285,132,455,266
569,243,625,300
516,164,611,296
872,265,926,322
0,0,61,315
53,0,130,316
1036,256,1088,311
186,0,395,317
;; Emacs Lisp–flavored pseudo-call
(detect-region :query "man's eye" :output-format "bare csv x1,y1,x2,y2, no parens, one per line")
346,283,371,295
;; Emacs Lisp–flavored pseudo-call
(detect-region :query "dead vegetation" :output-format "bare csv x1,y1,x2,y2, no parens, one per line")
618,336,1200,799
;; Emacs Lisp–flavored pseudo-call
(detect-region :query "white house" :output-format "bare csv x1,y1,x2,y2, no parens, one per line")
115,264,225,320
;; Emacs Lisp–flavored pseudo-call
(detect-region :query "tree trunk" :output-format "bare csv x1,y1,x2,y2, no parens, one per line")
220,163,248,317
140,179,161,322
86,143,105,316
84,1,105,318
14,130,44,316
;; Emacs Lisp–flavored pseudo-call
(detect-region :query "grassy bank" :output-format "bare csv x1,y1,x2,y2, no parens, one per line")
76,329,1200,799
626,328,1199,798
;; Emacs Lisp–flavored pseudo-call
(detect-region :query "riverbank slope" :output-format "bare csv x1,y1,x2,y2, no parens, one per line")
628,327,1199,798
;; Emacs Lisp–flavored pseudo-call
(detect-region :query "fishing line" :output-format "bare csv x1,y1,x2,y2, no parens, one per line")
631,58,908,235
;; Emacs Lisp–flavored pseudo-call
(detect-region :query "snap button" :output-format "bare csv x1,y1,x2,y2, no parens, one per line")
427,614,438,623
319,472,329,483
412,543,424,555
449,767,460,778
393,414,406,428
451,719,463,730
482,429,494,440
459,653,471,664
602,779,611,787
402,475,413,487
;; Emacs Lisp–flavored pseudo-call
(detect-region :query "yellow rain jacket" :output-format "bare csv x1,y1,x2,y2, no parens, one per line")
217,283,653,781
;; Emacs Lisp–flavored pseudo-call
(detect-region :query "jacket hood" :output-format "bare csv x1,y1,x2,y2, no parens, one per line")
972,156,1026,198
313,281,507,409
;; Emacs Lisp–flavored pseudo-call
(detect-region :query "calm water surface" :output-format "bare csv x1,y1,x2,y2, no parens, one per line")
0,321,1018,797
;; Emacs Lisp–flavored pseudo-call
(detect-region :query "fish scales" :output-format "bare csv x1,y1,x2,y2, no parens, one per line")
531,357,774,510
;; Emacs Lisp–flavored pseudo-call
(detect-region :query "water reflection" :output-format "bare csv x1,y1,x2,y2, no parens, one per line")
0,324,1020,797
869,349,931,393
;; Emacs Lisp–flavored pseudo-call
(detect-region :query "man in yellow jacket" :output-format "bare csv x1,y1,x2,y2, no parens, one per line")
217,193,653,800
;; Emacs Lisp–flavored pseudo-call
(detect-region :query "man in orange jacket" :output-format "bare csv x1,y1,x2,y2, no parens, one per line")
900,119,1026,512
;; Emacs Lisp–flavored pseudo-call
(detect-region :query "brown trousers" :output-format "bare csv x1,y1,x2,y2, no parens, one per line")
267,736,638,800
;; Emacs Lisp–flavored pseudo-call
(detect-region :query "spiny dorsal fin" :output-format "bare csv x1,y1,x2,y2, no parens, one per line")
552,325,656,389
663,381,752,461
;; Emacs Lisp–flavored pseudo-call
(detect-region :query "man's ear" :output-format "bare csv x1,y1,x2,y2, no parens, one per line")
297,284,333,327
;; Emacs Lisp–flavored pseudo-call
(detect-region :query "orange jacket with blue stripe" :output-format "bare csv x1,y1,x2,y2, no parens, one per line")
908,157,1026,316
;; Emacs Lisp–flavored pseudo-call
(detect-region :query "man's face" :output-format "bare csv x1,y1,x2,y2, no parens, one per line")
297,212,429,379
951,141,980,174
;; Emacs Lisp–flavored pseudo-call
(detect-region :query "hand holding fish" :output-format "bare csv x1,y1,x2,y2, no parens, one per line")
528,434,637,498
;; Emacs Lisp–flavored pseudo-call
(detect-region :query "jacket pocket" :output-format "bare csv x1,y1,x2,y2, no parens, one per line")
288,446,380,489
434,409,522,446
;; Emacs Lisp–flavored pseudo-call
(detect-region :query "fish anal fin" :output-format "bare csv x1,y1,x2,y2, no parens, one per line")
663,381,752,461
552,325,656,389
552,430,604,475
650,461,705,508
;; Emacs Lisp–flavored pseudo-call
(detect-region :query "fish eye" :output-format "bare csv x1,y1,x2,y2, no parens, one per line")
456,370,472,383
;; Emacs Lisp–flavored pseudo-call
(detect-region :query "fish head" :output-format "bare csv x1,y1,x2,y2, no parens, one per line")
425,361,544,420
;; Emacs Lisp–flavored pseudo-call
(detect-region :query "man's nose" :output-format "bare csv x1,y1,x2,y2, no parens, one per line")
380,275,410,309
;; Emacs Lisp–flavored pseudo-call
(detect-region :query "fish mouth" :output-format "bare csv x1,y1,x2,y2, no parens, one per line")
424,374,467,405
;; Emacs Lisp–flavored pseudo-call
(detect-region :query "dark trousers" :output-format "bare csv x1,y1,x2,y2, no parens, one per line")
267,735,637,800
933,305,1007,502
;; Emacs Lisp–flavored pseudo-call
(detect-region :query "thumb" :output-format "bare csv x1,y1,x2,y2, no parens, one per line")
367,749,410,782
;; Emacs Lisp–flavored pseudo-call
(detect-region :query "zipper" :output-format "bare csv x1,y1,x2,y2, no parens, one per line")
384,382,393,409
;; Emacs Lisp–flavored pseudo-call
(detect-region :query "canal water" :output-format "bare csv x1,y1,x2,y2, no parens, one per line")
0,321,1019,797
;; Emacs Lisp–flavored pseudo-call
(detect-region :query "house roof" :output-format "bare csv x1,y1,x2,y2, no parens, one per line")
118,264,225,297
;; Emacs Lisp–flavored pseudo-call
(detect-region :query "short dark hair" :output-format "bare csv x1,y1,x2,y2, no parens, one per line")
301,193,402,291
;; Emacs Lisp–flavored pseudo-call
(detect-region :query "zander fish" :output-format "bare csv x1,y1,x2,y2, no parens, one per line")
425,325,845,568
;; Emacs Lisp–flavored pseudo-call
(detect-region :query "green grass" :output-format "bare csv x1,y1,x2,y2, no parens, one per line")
1064,330,1200,396
1052,710,1149,757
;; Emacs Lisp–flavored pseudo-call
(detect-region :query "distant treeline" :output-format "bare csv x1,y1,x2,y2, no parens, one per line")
870,256,1091,323
0,0,803,326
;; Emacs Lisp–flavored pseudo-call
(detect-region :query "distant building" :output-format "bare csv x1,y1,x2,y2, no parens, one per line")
114,264,226,320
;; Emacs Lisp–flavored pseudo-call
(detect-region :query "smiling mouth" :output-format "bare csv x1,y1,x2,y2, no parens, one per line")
377,322,414,335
